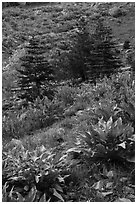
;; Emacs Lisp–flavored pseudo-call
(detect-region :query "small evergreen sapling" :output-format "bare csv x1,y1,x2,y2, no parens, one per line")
16,35,54,102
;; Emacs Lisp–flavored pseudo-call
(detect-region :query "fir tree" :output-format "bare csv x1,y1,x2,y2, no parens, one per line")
88,16,122,82
67,16,92,82
67,14,122,84
16,35,54,102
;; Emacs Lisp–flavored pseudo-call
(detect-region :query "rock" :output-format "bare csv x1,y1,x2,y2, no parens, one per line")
109,6,127,18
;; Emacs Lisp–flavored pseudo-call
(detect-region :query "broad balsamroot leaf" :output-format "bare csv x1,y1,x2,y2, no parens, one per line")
95,127,107,141
114,198,131,202
39,145,46,152
92,180,104,190
53,188,64,201
57,176,65,183
66,147,82,154
55,184,63,192
126,156,135,163
80,132,93,147
17,193,24,202
106,116,113,130
101,191,113,197
118,142,126,149
39,193,47,202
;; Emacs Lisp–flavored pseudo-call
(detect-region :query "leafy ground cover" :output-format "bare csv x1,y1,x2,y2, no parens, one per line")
2,2,135,202
3,71,135,202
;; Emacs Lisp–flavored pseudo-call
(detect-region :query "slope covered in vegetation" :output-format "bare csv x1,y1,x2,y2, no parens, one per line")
2,2,135,202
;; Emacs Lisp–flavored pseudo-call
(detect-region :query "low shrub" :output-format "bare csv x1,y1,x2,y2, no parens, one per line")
55,85,77,107
2,144,66,202
2,97,63,139
64,103,135,170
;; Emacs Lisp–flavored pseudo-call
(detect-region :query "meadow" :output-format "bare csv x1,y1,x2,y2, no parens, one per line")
2,2,135,202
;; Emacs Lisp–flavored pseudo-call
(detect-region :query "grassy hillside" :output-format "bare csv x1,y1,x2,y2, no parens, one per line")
2,2,135,64
2,2,135,99
2,2,135,202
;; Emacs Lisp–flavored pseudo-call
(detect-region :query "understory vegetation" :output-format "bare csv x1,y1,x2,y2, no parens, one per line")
2,2,135,202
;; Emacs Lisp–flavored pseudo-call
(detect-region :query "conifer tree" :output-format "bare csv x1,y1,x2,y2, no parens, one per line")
88,16,122,81
67,14,122,84
16,35,54,102
68,16,93,82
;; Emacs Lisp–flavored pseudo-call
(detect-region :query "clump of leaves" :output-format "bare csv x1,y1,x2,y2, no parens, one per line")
2,96,65,140
2,144,66,202
119,101,135,128
55,85,77,107
79,115,134,165
93,101,135,129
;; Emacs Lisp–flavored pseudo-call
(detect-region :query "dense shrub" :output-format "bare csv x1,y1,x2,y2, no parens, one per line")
3,97,59,139
2,144,66,202
55,85,77,106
